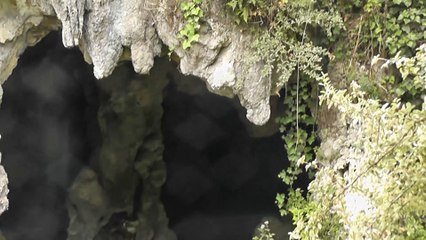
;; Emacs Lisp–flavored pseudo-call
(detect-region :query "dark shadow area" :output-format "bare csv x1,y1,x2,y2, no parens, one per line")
161,75,290,240
0,32,100,240
0,30,294,240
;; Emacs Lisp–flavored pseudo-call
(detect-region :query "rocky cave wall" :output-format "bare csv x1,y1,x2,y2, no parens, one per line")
0,1,326,239
0,30,178,239
1,1,419,239
162,67,293,240
0,0,280,221
0,33,99,239
0,29,295,239
0,0,273,125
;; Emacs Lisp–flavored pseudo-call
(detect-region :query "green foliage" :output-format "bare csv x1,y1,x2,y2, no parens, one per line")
333,0,426,59
287,188,343,239
245,1,342,217
179,0,204,49
277,76,317,187
227,0,343,232
245,1,342,89
305,60,426,238
225,0,276,24
282,47,426,239
393,45,426,98
241,2,343,186
384,6,425,55
253,221,275,240
343,43,426,105
227,0,426,239
323,0,426,109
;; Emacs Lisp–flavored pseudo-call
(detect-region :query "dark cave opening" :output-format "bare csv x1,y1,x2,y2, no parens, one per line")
0,32,100,239
0,31,295,240
161,73,290,240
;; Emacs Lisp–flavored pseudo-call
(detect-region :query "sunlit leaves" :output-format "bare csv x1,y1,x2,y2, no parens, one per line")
179,0,204,49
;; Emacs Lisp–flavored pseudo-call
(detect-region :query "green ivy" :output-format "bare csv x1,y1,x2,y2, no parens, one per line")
277,76,318,187
179,0,204,49
334,0,426,59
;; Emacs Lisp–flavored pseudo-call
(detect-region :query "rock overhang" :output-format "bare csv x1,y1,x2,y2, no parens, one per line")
0,0,274,126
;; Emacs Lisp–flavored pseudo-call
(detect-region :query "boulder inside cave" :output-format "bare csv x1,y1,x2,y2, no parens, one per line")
0,32,293,240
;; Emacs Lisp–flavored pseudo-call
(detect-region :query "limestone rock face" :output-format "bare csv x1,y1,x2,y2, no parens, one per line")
0,1,60,90
0,0,272,126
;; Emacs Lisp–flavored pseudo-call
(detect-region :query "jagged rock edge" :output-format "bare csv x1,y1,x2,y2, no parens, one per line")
0,0,273,126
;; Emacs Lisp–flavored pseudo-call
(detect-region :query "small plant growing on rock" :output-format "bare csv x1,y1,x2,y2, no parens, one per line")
179,0,204,49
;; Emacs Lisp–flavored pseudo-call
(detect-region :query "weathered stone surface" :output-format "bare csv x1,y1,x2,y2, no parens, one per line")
67,168,112,240
0,152,8,216
68,60,174,240
0,0,272,125
0,1,60,87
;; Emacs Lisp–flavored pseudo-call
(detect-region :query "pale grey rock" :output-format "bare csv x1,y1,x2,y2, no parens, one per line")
0,1,60,85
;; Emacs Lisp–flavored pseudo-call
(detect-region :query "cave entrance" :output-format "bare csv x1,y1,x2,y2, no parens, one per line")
0,32,100,239
0,31,291,240
161,73,289,240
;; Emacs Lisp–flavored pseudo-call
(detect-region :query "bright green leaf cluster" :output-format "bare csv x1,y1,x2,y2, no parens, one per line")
179,0,204,49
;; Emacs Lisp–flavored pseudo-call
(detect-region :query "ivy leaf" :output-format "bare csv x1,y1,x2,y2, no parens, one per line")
242,7,249,23
188,33,200,44
181,2,191,11
191,7,201,16
307,134,316,145
182,40,192,49
226,0,237,10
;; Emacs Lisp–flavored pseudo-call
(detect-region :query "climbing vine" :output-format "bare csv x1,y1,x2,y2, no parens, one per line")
276,76,317,188
227,0,426,239
227,0,342,181
329,0,426,102
179,0,204,49
227,0,342,218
